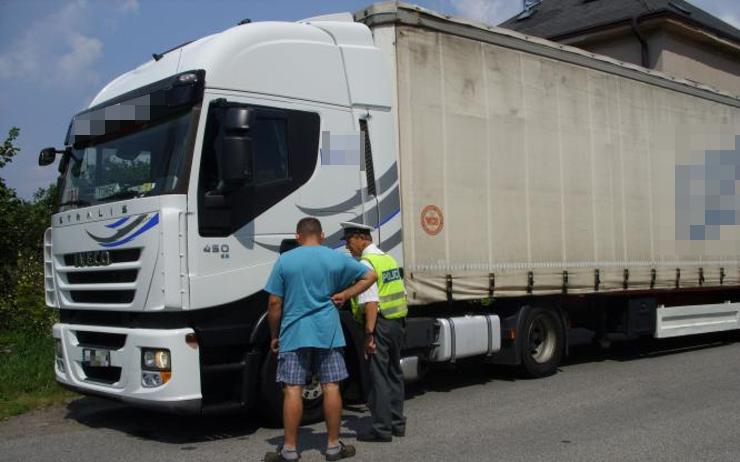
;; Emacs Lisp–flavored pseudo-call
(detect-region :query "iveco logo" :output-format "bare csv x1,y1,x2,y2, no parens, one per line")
74,250,111,268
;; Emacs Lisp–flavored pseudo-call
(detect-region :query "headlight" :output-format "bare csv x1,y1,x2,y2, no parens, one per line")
142,349,170,370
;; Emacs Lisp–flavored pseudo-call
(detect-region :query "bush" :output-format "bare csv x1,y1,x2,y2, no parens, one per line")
0,250,58,334
0,127,58,335
0,330,71,420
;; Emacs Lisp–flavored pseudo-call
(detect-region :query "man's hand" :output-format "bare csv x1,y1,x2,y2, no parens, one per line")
332,270,378,308
331,290,348,307
364,334,376,359
270,338,280,353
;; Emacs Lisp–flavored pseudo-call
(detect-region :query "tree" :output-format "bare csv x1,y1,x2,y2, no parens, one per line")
0,127,20,169
0,127,23,296
0,127,58,333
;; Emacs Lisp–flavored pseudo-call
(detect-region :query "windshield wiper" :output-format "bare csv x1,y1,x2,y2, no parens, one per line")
57,199,91,208
97,190,146,202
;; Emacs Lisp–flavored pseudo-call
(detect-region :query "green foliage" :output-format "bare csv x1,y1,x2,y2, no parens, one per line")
0,127,58,334
0,127,20,169
0,128,71,419
0,331,72,420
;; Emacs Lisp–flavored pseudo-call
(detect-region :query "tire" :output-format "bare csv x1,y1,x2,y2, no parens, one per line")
258,350,324,427
519,306,564,378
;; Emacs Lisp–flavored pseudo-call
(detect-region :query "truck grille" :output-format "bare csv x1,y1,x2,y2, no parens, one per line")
56,248,142,307
75,331,127,349
82,365,122,385
67,270,138,284
63,248,141,266
70,291,136,304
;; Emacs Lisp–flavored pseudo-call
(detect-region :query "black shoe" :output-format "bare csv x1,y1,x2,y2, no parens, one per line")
356,431,392,442
392,428,405,437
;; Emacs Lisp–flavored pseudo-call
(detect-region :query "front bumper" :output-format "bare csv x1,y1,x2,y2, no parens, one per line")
53,323,202,413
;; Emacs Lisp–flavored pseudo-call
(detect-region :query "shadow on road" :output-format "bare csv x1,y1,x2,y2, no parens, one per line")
405,329,740,401
264,413,371,453
64,397,260,444
563,329,740,367
61,331,740,444
404,360,520,402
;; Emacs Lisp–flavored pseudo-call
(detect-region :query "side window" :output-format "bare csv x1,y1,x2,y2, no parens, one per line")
197,102,319,237
252,117,289,184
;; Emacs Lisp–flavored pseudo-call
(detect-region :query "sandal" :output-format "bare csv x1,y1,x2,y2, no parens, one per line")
264,447,300,462
326,441,356,461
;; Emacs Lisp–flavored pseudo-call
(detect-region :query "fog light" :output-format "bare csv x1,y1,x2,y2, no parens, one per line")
142,348,170,370
142,371,171,388
56,358,66,374
55,339,63,358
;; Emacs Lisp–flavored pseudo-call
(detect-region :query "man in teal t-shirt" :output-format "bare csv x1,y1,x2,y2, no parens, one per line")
264,217,377,462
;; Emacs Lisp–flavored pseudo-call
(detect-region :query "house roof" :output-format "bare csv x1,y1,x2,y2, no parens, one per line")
499,0,740,44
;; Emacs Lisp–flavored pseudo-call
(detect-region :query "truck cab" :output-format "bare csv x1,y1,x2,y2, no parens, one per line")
45,15,401,415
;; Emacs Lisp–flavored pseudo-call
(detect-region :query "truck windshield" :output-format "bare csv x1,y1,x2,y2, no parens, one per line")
57,110,194,212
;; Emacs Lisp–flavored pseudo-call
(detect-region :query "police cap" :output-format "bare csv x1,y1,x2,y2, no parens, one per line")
340,221,374,239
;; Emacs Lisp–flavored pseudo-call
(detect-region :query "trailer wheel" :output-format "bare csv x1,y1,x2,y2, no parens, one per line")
520,307,564,378
258,351,324,426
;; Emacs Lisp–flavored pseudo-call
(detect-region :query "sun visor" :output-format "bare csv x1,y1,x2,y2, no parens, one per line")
66,70,205,147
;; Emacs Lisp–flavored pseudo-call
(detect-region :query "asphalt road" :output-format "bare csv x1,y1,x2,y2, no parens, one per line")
2,332,740,462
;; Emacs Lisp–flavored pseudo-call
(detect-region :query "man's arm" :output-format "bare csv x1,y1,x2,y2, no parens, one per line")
267,294,283,353
331,269,377,307
363,300,379,358
364,301,379,334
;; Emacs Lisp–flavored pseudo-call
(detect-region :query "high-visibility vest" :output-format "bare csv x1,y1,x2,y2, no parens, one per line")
351,252,408,323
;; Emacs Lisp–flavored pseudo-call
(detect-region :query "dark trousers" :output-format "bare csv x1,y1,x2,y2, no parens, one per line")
368,316,406,438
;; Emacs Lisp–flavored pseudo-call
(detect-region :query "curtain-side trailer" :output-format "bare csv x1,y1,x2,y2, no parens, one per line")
41,2,740,422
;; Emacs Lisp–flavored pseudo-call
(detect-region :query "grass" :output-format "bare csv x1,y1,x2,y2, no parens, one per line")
0,330,74,421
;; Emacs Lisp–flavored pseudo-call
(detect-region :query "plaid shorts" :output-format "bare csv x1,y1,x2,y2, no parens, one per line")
276,348,348,385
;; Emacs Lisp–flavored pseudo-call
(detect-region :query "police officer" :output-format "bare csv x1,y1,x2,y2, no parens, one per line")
340,222,407,442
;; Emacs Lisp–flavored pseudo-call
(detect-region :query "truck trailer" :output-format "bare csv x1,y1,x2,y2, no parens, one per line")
40,2,740,421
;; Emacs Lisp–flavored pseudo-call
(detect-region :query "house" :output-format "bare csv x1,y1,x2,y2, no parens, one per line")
499,0,740,96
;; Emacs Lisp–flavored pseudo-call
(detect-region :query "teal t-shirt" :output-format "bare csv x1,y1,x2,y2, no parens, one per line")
264,245,369,352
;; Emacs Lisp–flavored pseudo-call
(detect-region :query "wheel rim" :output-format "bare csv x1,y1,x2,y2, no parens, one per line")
528,313,557,364
302,374,323,402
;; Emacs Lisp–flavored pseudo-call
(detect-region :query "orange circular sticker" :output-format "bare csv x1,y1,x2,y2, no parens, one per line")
421,205,444,236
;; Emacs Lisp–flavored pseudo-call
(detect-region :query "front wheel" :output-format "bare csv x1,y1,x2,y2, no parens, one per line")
519,307,564,378
258,351,325,426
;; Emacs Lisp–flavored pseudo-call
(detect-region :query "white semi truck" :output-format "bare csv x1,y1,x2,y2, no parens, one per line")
40,2,740,420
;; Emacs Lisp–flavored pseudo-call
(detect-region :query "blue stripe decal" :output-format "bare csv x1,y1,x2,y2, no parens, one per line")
100,213,159,248
377,209,400,228
105,216,130,229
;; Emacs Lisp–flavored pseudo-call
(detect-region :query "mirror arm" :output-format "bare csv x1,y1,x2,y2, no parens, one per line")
59,147,80,163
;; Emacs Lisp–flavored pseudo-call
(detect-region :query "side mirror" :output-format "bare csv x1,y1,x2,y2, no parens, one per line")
38,147,58,166
215,107,253,191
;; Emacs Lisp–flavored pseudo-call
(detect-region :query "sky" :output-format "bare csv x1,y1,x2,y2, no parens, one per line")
0,0,738,199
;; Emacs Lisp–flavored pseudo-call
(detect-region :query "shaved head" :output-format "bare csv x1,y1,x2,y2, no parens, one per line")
296,217,322,237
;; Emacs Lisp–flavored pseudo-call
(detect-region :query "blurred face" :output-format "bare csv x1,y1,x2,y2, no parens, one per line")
344,234,367,257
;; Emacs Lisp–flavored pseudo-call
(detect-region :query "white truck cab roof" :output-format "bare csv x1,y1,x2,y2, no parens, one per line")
90,15,390,110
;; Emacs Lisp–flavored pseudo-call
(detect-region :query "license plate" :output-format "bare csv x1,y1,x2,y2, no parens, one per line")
82,348,110,367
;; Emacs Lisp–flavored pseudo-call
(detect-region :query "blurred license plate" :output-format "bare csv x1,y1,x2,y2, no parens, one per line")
82,348,110,367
